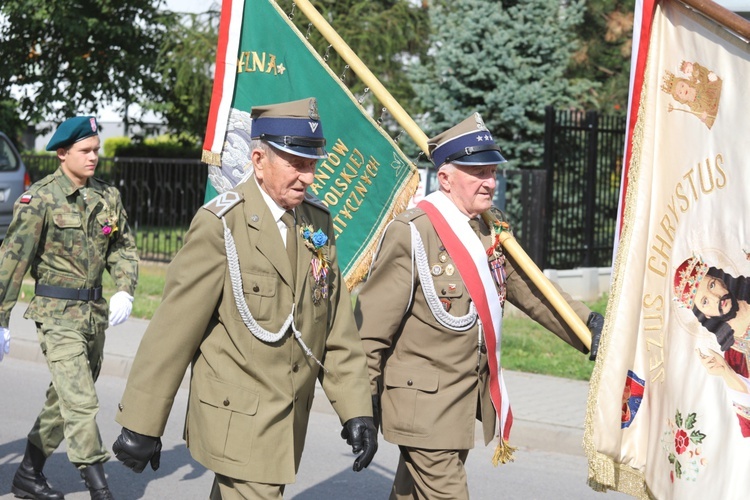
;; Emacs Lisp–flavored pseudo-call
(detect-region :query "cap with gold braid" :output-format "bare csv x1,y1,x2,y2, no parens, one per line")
250,98,327,159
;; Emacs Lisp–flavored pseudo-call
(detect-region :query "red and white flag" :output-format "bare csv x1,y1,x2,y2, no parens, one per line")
587,1,750,498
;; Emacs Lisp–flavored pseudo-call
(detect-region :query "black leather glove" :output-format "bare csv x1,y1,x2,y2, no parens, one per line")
113,427,162,473
587,312,604,361
371,394,381,431
340,416,378,472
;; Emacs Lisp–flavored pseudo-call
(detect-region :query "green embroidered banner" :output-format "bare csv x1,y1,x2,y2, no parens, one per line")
203,0,417,288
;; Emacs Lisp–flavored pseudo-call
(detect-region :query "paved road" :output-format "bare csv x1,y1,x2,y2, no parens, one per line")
0,357,629,499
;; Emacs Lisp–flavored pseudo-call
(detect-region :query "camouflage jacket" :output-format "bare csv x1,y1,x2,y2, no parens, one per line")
0,167,138,330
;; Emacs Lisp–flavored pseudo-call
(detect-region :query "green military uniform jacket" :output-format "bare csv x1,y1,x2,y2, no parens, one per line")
0,168,138,330
354,206,590,450
116,178,372,484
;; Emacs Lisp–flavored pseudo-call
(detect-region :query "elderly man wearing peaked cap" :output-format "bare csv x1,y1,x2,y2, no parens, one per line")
0,116,139,499
354,113,603,499
112,97,377,499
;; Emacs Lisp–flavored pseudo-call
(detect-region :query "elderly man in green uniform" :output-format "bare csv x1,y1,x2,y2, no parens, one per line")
112,98,377,499
0,116,139,500
354,113,604,499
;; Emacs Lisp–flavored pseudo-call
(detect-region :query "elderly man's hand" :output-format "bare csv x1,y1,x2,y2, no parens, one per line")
341,417,378,472
113,427,162,473
587,312,604,361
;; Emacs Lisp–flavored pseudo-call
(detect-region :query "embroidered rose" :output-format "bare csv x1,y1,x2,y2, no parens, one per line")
674,429,689,455
662,409,707,482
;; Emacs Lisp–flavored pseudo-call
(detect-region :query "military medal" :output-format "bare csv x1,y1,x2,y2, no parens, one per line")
432,265,443,276
490,256,507,307
300,221,330,305
445,264,455,276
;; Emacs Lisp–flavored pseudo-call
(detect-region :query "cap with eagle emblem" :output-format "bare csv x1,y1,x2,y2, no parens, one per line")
250,97,327,159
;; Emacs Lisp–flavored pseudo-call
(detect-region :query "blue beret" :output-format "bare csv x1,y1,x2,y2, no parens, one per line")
428,113,506,168
46,116,99,151
250,98,327,159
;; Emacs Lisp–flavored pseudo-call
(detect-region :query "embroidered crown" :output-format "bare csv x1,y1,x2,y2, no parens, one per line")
673,255,708,309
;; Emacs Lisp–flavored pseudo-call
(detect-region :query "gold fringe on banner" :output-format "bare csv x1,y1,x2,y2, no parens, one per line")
583,60,651,499
344,169,419,290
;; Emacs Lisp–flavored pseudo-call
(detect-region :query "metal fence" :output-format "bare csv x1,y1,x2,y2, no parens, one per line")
23,107,625,268
420,166,547,265
23,156,206,261
543,107,625,269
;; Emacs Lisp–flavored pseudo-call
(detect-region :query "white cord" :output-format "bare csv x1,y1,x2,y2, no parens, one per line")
410,222,477,331
222,218,326,371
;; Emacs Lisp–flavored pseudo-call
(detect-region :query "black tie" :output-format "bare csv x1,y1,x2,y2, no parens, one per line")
281,210,297,282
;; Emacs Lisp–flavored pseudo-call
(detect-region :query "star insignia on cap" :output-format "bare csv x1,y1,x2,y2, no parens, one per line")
477,135,485,141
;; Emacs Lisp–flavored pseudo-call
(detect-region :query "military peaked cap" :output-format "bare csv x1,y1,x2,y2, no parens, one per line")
428,113,506,168
250,98,327,159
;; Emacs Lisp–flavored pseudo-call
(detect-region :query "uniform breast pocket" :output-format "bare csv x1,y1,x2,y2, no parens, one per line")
50,211,84,253
433,278,464,313
230,272,278,323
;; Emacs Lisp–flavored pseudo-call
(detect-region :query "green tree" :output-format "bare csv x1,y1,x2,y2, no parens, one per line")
569,0,635,113
145,7,220,145
0,0,169,127
283,0,430,118
409,0,597,169
0,100,25,150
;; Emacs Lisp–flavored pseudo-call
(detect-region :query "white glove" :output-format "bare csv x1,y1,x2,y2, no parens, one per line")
109,291,134,327
0,327,10,362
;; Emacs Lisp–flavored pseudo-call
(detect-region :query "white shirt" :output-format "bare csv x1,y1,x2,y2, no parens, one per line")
254,176,293,246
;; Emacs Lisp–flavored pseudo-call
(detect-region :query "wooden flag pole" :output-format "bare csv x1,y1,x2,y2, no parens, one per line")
293,0,428,154
293,0,591,349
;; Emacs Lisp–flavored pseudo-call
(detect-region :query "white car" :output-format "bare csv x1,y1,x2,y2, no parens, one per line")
0,132,31,241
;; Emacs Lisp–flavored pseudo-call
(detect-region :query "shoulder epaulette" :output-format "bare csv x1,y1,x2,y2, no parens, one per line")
395,207,425,222
92,176,113,187
202,191,243,218
33,174,55,190
303,191,329,213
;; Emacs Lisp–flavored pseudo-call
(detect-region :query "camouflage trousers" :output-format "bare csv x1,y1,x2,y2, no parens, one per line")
27,321,109,466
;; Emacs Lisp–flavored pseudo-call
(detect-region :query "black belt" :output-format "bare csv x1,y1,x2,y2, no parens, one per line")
35,284,103,302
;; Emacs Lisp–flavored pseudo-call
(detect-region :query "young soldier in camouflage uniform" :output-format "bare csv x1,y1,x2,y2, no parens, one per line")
0,116,139,500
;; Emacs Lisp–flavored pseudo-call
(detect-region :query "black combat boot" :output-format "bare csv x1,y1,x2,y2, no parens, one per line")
79,463,114,500
11,440,65,499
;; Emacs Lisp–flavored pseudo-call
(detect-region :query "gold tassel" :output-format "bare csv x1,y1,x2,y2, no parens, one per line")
491,438,517,466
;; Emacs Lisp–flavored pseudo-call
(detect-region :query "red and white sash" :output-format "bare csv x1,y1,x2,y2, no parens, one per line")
418,192,512,442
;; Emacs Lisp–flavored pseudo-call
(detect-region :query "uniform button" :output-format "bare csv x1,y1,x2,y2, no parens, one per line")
292,364,299,373
441,289,447,295
407,380,413,386
294,395,299,402
252,284,260,292
223,398,230,406
480,345,487,354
